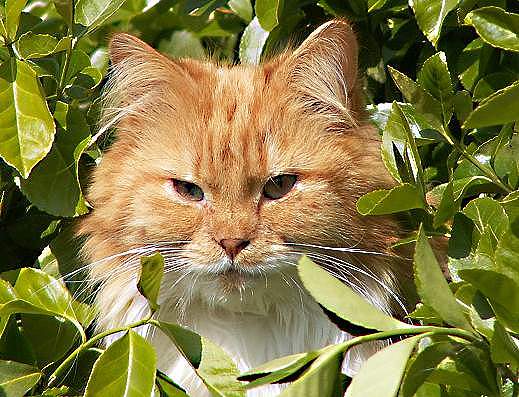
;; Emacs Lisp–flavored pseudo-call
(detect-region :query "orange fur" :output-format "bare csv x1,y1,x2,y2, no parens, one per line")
78,19,411,395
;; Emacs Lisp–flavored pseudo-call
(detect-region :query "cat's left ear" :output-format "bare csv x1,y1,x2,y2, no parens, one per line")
278,20,361,123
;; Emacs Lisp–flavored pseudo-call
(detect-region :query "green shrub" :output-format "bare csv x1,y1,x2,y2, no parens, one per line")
0,0,518,396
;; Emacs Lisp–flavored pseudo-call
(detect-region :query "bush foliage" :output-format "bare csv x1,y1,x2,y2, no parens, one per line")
0,0,518,396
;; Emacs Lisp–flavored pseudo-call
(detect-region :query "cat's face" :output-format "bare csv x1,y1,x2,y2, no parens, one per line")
80,21,403,295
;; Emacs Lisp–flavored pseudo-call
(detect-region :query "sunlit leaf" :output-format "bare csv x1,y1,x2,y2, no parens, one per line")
410,0,458,46
239,17,269,65
298,256,410,332
345,336,421,397
15,33,71,59
75,0,127,34
0,59,55,178
465,7,519,52
84,330,156,397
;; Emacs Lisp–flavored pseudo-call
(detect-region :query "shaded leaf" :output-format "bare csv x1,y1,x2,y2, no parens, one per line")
414,226,472,330
0,360,41,397
138,253,164,312
156,321,244,397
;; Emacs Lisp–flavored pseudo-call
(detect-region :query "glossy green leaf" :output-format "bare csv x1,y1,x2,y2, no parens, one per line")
414,226,472,330
465,7,519,52
279,344,345,397
138,252,164,312
368,0,387,12
345,336,421,397
12,268,84,334
464,81,519,128
410,0,458,46
457,38,497,92
156,321,244,397
494,134,519,188
74,0,127,33
298,256,410,332
255,0,284,31
239,17,269,65
5,0,28,39
85,330,156,397
0,360,41,397
14,33,71,59
417,52,453,122
387,66,443,127
0,59,55,178
432,180,456,228
356,183,425,215
19,108,91,217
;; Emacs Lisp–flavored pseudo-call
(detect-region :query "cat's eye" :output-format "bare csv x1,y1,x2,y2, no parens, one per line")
172,179,204,201
263,174,297,200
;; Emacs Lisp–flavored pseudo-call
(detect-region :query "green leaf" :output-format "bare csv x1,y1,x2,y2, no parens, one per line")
74,0,127,34
414,226,472,330
229,0,252,22
473,72,518,101
432,180,456,228
239,17,269,65
465,7,519,53
417,52,453,123
156,371,189,397
462,197,508,241
14,33,71,59
381,102,427,192
387,66,443,127
0,59,55,178
464,81,519,128
138,253,164,312
400,341,456,397
490,321,519,368
158,31,205,60
457,38,497,92
494,134,519,189
156,321,244,397
0,360,41,397
11,267,84,335
5,0,28,40
255,0,284,31
356,184,425,215
53,0,73,26
345,335,421,397
85,330,156,397
453,90,473,124
410,0,458,46
239,350,321,388
279,344,345,397
19,108,91,217
368,0,388,12
298,256,410,332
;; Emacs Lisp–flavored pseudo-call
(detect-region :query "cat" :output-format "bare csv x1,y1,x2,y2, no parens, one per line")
78,19,412,396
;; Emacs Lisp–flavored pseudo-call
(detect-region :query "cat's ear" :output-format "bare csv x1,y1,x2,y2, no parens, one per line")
279,20,361,124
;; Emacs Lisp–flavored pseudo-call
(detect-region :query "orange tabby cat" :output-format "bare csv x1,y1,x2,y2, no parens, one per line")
79,19,411,396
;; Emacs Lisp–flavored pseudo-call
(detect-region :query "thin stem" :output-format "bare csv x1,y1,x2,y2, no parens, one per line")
334,325,479,354
57,38,74,99
47,316,152,387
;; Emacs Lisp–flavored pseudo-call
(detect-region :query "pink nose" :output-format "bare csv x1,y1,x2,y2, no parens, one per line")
219,239,250,260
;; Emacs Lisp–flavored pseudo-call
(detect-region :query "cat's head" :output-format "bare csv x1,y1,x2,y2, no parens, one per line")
79,20,407,303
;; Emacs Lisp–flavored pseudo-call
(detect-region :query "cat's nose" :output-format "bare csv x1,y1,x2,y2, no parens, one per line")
219,239,250,260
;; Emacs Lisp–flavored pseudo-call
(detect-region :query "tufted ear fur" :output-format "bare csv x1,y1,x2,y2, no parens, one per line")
276,20,362,128
99,34,206,139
